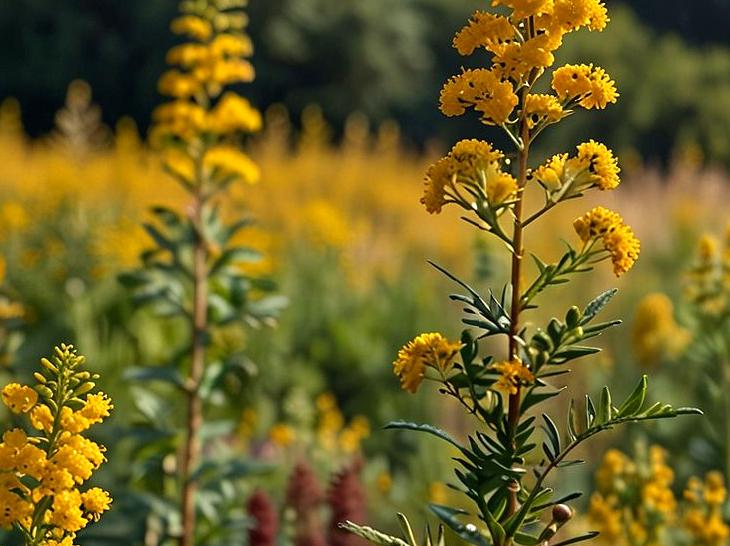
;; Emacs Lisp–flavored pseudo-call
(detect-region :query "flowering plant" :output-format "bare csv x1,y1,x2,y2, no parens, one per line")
0,344,112,546
119,1,285,544
343,2,699,546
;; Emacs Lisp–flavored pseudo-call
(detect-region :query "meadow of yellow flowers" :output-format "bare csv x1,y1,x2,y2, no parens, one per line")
1,0,730,545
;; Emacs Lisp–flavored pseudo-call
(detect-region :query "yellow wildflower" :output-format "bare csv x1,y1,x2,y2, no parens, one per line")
204,145,260,184
209,33,253,57
704,471,727,506
49,489,88,533
575,140,620,190
552,64,618,109
81,487,112,520
490,359,534,395
170,15,212,41
1,383,38,413
14,443,47,479
0,487,33,529
207,92,262,134
39,465,76,496
573,206,622,242
440,69,518,125
492,0,552,21
393,333,462,393
524,93,564,129
452,11,514,56
30,404,55,432
60,407,93,434
78,392,113,425
551,0,609,33
158,70,201,98
422,157,453,214
531,153,568,191
269,423,296,447
166,43,209,67
484,163,518,204
603,222,641,276
632,293,690,367
588,494,623,541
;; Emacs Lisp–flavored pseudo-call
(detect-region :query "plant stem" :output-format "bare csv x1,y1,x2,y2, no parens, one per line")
723,359,730,483
506,120,530,521
180,154,208,546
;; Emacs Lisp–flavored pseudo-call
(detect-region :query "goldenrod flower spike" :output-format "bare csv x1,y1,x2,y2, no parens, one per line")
0,344,112,543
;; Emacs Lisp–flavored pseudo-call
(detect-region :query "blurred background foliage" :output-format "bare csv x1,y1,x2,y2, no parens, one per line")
3,1,730,164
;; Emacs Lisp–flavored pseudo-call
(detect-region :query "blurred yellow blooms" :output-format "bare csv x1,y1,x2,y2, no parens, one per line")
590,446,730,546
632,293,690,367
269,423,297,448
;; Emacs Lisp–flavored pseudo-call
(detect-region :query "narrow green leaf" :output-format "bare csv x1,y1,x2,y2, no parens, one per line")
552,532,600,546
581,288,618,324
618,375,647,417
384,422,462,450
542,414,561,455
596,387,612,425
429,505,490,546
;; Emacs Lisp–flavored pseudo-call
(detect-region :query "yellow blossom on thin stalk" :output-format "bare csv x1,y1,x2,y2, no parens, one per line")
0,344,112,544
393,333,462,393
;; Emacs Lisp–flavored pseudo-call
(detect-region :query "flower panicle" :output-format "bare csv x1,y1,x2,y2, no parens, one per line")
0,344,113,541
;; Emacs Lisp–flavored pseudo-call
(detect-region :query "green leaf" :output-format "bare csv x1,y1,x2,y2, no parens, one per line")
397,513,418,546
542,414,561,455
429,505,491,546
552,532,600,546
581,289,618,325
618,375,648,417
384,421,462,450
585,395,596,428
124,366,185,389
596,387,612,425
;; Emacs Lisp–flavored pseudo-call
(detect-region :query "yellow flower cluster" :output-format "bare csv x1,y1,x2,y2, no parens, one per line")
0,345,112,544
393,333,462,393
552,64,618,109
591,447,730,546
683,472,730,546
532,140,620,193
490,359,535,395
574,206,640,276
589,446,676,546
315,393,371,455
631,293,690,367
422,139,517,214
151,0,260,186
441,0,615,125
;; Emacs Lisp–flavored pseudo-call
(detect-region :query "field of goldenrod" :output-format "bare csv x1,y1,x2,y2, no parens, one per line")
1,1,730,546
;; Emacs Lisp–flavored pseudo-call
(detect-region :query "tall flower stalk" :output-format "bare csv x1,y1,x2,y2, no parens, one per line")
344,2,699,546
121,1,284,544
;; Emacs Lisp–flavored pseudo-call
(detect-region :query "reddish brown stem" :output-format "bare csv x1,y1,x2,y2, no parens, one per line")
505,120,530,521
180,180,208,546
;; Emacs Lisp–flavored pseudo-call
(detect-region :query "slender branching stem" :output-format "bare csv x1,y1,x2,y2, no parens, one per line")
505,118,530,525
180,148,209,546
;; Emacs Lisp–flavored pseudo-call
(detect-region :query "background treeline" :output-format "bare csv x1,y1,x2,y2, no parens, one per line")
2,0,730,164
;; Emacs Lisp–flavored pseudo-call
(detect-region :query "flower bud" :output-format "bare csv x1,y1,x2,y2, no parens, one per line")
552,504,574,524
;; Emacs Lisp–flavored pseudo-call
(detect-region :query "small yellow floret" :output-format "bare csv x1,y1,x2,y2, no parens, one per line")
2,383,38,413
393,333,461,393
